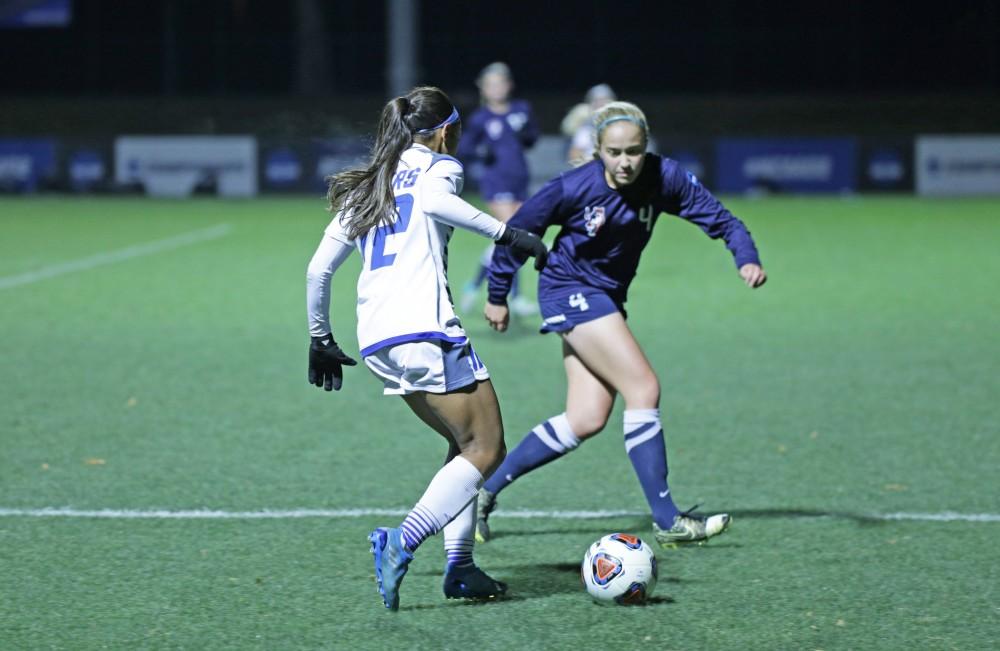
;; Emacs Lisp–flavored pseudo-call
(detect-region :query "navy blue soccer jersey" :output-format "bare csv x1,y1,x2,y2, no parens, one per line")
488,154,761,306
457,99,539,200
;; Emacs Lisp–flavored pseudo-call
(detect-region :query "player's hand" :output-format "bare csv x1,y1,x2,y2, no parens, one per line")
308,334,357,391
739,263,767,288
484,302,510,333
497,226,548,271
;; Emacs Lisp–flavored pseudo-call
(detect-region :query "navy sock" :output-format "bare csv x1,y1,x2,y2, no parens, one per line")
624,409,680,528
484,414,580,494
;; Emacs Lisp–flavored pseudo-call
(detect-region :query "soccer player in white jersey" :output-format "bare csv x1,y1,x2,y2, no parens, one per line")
305,86,547,611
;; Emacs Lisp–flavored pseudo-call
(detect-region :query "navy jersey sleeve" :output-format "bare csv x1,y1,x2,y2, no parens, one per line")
664,162,761,268
487,176,565,304
516,101,540,149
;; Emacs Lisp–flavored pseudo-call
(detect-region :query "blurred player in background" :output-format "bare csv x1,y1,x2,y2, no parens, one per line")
561,83,616,164
479,101,767,548
306,86,547,610
457,62,540,316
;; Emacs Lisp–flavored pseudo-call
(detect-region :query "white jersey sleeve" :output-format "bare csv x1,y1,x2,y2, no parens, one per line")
422,159,506,240
306,215,355,337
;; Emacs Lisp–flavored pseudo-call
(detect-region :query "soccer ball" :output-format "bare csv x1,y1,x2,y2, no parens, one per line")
581,533,658,605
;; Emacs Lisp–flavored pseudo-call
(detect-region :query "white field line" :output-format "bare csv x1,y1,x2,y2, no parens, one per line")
0,507,998,523
0,223,233,290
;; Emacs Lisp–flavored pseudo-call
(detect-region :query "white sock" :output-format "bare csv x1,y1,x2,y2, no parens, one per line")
400,455,484,552
443,496,476,570
540,412,581,452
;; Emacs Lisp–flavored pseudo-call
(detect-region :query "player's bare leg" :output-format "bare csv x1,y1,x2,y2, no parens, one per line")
369,380,508,610
562,339,617,440
403,381,508,600
476,340,615,541
563,313,730,546
403,378,506,476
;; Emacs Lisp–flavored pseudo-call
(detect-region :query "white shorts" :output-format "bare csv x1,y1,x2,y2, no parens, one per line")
364,339,490,395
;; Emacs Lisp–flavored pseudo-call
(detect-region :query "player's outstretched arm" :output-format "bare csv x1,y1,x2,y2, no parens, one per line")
422,177,548,270
496,225,547,271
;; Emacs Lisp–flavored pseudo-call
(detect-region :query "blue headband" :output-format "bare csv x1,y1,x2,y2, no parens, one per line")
596,115,647,133
415,107,461,134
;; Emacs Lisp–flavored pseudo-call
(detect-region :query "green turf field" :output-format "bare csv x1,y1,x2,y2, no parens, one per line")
1,195,998,650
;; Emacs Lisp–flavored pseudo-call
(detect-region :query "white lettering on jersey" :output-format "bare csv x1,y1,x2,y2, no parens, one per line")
568,293,589,311
637,204,655,232
325,146,467,356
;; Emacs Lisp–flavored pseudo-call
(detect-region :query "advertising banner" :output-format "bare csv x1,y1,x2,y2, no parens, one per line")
115,136,257,197
0,0,71,28
0,139,57,192
68,149,106,191
916,135,1000,196
660,137,715,190
715,138,857,194
858,140,912,192
262,147,303,190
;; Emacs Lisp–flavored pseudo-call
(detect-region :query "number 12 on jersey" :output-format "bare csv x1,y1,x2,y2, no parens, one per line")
367,194,414,270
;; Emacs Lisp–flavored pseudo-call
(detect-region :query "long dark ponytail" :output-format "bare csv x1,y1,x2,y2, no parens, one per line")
327,86,456,240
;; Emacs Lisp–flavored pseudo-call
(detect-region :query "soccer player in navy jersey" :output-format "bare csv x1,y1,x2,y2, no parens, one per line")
479,101,767,547
456,62,540,316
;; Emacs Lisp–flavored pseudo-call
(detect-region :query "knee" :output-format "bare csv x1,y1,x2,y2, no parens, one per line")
622,374,660,409
567,409,610,440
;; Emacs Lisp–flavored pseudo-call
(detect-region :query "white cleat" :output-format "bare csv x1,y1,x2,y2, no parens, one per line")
653,509,731,547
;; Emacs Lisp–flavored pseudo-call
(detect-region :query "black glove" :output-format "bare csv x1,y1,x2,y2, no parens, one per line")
497,226,548,271
308,334,358,391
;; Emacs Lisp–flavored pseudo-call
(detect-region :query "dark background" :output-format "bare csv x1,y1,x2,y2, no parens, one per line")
2,1,999,140
2,1,999,95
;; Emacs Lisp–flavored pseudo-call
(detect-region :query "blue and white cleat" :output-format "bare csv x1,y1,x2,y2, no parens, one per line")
443,564,508,600
368,527,413,611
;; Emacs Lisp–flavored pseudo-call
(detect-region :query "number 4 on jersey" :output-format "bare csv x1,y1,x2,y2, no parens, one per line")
569,292,589,311
637,205,655,232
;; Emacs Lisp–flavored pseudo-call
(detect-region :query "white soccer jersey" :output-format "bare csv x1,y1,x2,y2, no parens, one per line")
307,144,506,357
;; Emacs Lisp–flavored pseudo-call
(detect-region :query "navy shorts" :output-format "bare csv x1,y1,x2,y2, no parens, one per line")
538,284,625,334
479,177,529,203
